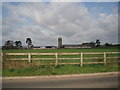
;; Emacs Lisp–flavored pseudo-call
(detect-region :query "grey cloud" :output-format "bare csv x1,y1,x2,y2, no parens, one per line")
2,2,118,46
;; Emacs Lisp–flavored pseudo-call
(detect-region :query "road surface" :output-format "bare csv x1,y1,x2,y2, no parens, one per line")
2,74,119,88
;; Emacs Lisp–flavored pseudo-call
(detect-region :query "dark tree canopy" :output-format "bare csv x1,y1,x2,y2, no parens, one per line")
15,41,22,48
90,41,96,47
105,43,112,46
96,39,101,47
4,40,14,47
26,38,33,48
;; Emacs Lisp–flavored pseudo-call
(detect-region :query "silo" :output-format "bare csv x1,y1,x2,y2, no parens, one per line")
58,37,62,48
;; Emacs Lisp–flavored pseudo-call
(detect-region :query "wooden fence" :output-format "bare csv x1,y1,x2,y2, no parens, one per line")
2,52,120,67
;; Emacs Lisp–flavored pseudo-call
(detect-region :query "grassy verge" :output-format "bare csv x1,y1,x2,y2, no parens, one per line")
3,64,119,77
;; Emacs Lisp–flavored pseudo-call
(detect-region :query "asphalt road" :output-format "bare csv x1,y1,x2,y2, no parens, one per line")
2,74,119,88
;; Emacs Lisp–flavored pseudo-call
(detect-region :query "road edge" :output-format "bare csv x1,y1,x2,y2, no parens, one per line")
2,72,119,80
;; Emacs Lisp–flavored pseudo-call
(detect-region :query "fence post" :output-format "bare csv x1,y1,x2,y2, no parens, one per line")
55,53,58,67
0,53,3,65
1,53,3,58
104,52,106,66
28,53,31,62
80,52,83,67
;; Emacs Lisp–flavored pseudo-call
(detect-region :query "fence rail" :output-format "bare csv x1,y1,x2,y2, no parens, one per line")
2,52,120,67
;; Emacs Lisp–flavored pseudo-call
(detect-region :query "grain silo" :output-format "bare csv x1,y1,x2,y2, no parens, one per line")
58,37,62,48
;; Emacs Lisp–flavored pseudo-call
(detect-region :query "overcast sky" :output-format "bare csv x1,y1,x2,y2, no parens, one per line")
2,1,118,46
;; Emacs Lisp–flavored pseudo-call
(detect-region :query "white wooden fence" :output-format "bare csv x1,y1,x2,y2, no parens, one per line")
2,52,120,67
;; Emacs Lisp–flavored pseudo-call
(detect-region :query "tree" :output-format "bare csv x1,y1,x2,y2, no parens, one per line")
90,41,96,47
104,43,112,46
96,39,101,47
4,40,15,49
18,41,22,47
26,38,33,48
15,41,22,48
15,41,19,47
4,40,14,47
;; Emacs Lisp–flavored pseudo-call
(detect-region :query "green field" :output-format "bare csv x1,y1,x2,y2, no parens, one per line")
3,46,119,66
2,46,119,53
2,46,120,76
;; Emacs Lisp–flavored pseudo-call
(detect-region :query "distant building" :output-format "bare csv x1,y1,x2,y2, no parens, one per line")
62,44,81,48
57,37,94,49
58,37,62,48
45,46,56,48
81,42,95,47
33,46,56,49
62,44,92,49
33,46,40,49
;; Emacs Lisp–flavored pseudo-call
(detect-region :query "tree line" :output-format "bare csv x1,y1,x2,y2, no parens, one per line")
2,38,33,50
2,38,114,50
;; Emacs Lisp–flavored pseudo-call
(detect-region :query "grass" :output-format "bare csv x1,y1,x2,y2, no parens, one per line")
0,70,2,77
3,64,119,77
2,46,119,53
2,47,119,66
2,46,120,76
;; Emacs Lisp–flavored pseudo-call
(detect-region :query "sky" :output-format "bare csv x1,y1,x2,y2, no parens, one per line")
1,1,119,46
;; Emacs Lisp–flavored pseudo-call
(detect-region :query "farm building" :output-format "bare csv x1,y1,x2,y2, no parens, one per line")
58,37,95,49
62,44,92,49
33,46,56,49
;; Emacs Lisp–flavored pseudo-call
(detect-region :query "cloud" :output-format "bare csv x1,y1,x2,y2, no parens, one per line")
2,2,118,46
